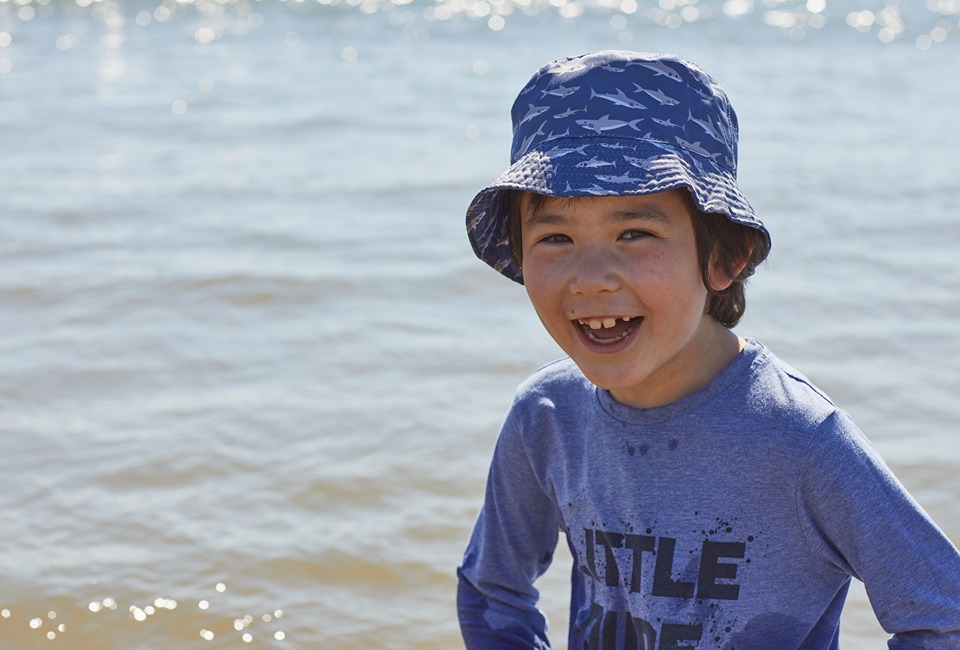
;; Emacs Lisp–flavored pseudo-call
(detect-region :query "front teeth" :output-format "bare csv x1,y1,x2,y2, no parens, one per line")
580,316,632,330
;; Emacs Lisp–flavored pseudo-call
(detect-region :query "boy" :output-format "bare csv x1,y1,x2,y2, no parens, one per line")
457,51,960,649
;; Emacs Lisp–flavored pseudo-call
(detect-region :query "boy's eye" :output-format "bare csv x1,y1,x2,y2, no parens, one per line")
620,230,652,240
541,234,572,244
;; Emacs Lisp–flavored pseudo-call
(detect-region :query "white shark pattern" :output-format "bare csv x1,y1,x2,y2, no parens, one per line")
545,144,590,158
652,117,680,128
627,60,683,83
520,104,550,125
575,115,644,134
623,155,658,169
541,85,580,98
686,67,714,88
648,139,675,152
676,136,723,159
575,156,616,168
633,84,680,106
590,88,646,110
493,259,512,273
596,172,644,184
563,181,617,195
554,106,587,118
578,183,614,195
467,213,484,232
516,121,546,156
691,86,714,105
687,111,726,144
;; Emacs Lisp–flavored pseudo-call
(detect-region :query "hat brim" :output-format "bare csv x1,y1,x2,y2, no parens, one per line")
466,136,769,284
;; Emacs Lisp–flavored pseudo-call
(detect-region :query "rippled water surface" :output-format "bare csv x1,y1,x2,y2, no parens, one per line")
1,0,959,647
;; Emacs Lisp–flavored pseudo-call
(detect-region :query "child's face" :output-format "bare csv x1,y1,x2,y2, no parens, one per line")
519,190,735,408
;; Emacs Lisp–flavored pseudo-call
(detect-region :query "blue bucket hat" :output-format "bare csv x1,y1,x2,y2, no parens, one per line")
466,50,770,283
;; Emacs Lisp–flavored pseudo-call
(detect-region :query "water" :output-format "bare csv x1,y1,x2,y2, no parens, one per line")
1,0,959,647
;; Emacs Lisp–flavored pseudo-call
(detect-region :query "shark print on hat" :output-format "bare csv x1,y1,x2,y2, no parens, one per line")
505,51,738,168
466,50,770,284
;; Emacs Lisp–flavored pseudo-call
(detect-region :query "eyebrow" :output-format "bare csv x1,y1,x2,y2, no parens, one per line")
523,208,672,229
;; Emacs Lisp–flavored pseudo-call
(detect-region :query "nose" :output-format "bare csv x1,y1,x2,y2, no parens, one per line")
568,245,620,295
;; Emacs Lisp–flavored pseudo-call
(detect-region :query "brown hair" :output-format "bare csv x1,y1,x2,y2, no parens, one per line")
505,190,769,328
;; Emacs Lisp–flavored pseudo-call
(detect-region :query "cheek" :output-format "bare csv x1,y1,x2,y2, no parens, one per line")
523,265,575,337
522,257,563,296
522,267,553,313
628,249,694,284
636,256,708,308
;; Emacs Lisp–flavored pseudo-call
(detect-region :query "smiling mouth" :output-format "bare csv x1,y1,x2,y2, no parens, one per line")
576,316,642,343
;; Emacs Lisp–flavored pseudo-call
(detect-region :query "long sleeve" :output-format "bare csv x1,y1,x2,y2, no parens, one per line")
457,413,561,650
797,411,960,648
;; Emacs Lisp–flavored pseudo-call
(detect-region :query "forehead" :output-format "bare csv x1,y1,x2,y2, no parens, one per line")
519,190,693,226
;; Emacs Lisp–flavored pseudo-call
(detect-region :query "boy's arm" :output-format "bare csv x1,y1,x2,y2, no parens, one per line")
457,416,560,650
798,411,960,647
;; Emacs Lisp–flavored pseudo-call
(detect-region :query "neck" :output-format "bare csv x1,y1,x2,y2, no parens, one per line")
609,325,744,409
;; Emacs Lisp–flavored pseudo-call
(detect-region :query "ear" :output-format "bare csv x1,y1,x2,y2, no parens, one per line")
706,241,754,292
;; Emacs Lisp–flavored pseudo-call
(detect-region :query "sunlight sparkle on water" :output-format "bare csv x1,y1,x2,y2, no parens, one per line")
56,33,80,50
722,0,753,16
0,0,950,48
194,26,221,43
23,590,287,644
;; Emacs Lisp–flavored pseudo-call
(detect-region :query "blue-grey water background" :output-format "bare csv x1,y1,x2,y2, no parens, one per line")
1,0,959,647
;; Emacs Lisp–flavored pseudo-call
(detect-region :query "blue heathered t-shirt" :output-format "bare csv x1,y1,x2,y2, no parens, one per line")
458,339,960,649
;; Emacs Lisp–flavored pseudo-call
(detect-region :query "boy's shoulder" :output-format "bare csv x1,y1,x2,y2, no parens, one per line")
514,356,592,402
711,341,867,461
740,340,839,422
517,357,593,394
